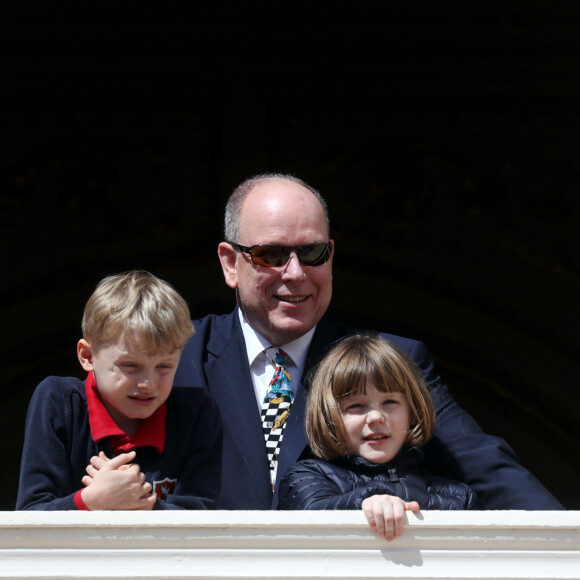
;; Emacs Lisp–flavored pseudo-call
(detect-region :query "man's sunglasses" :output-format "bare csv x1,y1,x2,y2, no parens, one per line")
231,241,332,268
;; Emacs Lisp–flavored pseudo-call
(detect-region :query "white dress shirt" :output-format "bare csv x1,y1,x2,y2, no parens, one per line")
238,309,315,412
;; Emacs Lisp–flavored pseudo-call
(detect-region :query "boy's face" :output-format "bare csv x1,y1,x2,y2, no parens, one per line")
339,383,411,465
77,331,181,435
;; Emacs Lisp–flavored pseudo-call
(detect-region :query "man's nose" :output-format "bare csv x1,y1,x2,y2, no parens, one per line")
281,252,306,279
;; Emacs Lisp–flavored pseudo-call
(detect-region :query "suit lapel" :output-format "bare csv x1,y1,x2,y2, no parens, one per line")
205,312,271,500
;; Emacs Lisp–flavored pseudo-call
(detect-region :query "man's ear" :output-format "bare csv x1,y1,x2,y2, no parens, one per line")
218,242,239,289
77,339,95,372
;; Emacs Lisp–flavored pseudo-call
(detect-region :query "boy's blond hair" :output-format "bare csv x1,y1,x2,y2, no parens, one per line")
82,270,194,354
306,334,436,460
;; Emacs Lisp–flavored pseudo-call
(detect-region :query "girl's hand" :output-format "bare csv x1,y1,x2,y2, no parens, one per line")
361,494,420,541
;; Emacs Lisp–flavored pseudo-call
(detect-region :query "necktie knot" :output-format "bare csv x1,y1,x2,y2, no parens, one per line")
273,349,287,367
264,348,294,403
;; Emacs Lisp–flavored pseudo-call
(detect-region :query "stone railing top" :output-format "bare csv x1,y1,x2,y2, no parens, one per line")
1,510,579,579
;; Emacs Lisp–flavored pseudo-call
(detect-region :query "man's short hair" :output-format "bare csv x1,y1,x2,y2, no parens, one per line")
224,173,330,243
305,333,436,460
82,270,194,354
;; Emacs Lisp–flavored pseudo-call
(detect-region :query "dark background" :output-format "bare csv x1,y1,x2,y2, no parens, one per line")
1,2,579,510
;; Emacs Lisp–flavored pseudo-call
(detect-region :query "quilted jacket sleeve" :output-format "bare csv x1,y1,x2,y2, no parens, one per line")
278,460,396,510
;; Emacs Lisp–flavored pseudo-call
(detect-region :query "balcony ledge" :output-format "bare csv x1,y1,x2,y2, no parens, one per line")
1,510,579,579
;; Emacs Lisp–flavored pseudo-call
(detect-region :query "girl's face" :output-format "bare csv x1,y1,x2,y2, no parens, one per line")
339,382,411,464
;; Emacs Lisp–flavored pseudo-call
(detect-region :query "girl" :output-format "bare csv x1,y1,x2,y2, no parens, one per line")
278,334,478,540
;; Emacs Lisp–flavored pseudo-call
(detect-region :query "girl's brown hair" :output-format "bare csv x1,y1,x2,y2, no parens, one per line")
306,334,435,460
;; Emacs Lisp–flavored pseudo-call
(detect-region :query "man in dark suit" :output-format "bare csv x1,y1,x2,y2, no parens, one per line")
174,173,562,516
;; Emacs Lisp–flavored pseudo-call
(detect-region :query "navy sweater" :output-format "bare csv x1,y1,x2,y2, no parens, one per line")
16,376,223,510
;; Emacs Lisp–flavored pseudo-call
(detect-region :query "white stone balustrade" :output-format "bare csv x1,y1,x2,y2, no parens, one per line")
0,511,579,579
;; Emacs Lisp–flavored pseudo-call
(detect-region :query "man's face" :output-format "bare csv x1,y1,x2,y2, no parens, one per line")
219,179,333,346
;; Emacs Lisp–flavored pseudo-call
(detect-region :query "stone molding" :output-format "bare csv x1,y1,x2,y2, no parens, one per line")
1,511,579,579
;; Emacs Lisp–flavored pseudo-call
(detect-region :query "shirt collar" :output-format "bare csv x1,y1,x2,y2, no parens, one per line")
238,307,315,372
85,371,166,454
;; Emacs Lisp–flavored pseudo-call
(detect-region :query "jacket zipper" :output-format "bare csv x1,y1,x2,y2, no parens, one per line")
388,468,407,501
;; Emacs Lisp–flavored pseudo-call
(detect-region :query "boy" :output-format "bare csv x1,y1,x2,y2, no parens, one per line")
16,270,222,510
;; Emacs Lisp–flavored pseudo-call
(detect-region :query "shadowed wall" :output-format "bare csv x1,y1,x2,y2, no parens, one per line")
1,2,579,509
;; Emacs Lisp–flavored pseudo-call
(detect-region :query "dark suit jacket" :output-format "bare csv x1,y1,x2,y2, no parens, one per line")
173,309,563,510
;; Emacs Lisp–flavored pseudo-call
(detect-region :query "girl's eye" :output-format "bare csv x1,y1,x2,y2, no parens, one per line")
383,399,399,406
344,402,364,413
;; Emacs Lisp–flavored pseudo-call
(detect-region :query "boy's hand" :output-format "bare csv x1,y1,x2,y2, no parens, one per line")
83,451,114,486
82,451,139,486
80,451,156,510
361,495,420,541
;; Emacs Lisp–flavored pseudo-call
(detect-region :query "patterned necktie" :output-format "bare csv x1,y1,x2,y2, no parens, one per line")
260,348,294,490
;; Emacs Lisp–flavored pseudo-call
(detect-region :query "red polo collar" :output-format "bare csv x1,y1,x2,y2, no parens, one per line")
85,371,166,455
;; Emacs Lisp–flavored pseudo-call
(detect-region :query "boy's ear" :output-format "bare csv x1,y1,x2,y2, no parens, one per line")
218,242,239,289
77,339,95,371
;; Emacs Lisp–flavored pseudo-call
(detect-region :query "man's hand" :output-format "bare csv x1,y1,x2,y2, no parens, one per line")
361,494,420,541
80,451,156,510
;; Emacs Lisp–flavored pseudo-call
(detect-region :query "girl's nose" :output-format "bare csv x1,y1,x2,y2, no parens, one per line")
366,408,385,423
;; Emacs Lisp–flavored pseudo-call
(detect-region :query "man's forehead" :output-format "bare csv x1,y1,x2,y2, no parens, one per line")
247,177,312,201
242,181,327,225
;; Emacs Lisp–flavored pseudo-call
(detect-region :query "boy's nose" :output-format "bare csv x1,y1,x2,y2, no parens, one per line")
136,370,154,389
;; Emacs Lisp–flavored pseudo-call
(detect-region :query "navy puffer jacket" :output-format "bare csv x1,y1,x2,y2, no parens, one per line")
278,447,480,511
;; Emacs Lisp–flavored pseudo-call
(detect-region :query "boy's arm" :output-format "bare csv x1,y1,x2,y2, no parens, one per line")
16,377,88,510
153,388,223,510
